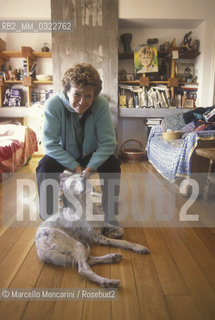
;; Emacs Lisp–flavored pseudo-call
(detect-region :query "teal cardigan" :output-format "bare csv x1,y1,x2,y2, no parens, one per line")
42,91,116,171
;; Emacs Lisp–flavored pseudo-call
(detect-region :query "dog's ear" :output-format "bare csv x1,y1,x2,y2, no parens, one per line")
62,169,74,177
59,170,74,189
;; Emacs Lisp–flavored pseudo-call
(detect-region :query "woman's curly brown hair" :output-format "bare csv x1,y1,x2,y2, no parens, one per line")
62,63,102,96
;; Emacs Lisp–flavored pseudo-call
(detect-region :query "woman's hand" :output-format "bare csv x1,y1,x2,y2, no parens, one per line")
74,165,83,174
82,167,94,178
73,166,94,178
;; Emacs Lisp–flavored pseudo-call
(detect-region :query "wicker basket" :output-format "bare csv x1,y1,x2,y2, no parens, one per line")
163,131,181,141
120,139,145,162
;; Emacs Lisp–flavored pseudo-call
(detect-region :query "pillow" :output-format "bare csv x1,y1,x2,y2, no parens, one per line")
161,113,185,132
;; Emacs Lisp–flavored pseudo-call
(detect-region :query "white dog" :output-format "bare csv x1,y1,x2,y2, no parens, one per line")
35,172,149,288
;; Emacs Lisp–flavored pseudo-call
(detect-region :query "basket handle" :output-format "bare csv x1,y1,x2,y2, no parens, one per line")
121,139,143,152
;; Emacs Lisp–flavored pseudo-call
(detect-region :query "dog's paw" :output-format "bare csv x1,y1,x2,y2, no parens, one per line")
101,279,120,288
133,244,150,254
111,253,122,264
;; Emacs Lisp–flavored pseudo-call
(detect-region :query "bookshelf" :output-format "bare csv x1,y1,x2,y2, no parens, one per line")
0,44,52,111
118,49,200,111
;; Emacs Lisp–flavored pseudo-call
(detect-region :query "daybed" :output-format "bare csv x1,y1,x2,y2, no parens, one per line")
0,122,38,180
146,107,215,195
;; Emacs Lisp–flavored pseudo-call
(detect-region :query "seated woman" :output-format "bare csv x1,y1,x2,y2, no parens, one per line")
36,63,121,224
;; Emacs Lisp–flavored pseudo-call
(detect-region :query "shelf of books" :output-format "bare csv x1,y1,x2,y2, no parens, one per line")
118,39,200,117
118,82,198,117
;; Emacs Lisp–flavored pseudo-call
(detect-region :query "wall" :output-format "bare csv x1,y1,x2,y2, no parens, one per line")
119,27,202,91
51,0,118,123
1,0,214,107
117,0,215,149
117,27,201,149
119,0,215,108
0,0,51,154
0,0,51,51
119,0,215,19
0,0,52,94
1,0,215,148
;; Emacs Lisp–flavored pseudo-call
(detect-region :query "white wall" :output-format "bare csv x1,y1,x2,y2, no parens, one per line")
119,0,215,107
0,0,52,88
119,0,215,20
1,0,214,107
0,0,51,51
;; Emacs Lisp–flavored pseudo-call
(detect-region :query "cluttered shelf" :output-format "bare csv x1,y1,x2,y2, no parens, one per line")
4,80,53,84
0,50,52,59
119,80,169,85
119,80,199,85
33,80,53,84
4,80,23,84
118,32,201,111
0,41,53,109
119,50,200,60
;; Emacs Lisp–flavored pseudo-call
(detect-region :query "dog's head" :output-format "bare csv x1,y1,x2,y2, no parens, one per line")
60,171,86,196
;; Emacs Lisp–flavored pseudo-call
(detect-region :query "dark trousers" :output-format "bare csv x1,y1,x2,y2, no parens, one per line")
36,154,121,221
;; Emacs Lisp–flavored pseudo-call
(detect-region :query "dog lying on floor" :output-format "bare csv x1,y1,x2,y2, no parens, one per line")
35,171,149,288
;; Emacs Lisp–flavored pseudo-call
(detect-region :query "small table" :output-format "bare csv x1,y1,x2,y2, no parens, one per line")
195,148,215,200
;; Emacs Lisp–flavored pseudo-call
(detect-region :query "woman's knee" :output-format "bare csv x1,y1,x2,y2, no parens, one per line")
36,155,65,173
98,155,121,173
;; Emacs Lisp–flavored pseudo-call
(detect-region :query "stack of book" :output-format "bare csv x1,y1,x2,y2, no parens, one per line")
146,118,163,127
119,84,171,108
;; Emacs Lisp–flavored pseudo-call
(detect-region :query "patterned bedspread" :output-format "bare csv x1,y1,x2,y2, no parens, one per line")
0,124,38,176
146,125,215,181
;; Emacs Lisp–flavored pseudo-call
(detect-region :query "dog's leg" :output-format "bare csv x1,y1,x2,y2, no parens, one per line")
77,258,120,288
87,253,122,266
71,241,120,288
97,235,150,254
102,223,124,239
35,228,89,267
36,228,120,288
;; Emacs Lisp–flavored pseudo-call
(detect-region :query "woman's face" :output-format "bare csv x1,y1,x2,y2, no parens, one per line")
139,48,153,67
67,85,95,114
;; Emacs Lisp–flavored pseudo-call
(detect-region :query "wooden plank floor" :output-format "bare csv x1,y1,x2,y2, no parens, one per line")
0,156,215,320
